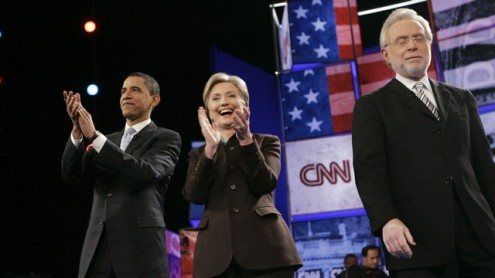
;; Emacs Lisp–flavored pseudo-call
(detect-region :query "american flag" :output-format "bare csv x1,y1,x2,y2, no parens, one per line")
326,63,355,133
280,67,333,141
357,52,395,96
437,28,495,106
334,0,362,60
276,4,293,70
431,0,495,106
356,52,438,96
287,0,362,64
287,0,339,63
431,0,495,41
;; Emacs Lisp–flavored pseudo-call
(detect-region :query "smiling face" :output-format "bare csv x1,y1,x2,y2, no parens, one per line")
382,19,431,81
120,76,160,125
206,82,247,130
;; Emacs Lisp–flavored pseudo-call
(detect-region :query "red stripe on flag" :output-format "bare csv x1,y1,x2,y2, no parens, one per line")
357,52,438,96
326,63,355,133
357,53,395,96
332,113,353,133
329,91,355,115
326,64,354,94
335,0,362,60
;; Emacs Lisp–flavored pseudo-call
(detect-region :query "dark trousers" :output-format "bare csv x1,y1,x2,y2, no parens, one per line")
214,258,296,278
86,228,116,278
391,189,495,278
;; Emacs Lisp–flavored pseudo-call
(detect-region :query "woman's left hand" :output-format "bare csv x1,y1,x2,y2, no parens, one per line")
233,107,253,145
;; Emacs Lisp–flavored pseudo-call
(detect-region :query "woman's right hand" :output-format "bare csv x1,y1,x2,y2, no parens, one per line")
198,107,220,159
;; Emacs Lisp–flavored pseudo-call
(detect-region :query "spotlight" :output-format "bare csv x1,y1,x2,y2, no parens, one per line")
84,21,96,33
87,84,99,96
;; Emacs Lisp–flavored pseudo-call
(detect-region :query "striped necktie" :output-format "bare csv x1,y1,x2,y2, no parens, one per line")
414,82,439,120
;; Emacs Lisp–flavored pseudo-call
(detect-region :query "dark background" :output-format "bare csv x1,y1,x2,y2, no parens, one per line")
0,0,428,276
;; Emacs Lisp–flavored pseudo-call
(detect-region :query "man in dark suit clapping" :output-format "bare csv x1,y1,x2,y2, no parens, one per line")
62,72,181,278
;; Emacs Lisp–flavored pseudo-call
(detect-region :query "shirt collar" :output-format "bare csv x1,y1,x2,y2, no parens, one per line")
124,119,151,134
395,74,431,92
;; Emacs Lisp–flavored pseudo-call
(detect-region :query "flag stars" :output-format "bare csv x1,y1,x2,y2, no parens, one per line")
287,0,339,63
285,78,301,93
296,32,311,45
307,117,323,132
294,6,308,19
314,44,330,58
281,67,333,140
288,106,303,121
304,89,319,104
312,17,327,31
304,69,315,76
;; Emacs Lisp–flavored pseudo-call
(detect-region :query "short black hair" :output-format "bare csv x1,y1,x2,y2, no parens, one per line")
361,244,380,257
127,72,160,96
344,253,358,260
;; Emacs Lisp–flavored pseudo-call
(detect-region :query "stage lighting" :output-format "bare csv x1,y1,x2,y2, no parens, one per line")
84,21,96,33
87,84,99,96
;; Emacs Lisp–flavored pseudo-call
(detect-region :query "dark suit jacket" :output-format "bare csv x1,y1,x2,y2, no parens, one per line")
347,264,388,278
182,134,302,278
61,122,181,278
352,78,495,270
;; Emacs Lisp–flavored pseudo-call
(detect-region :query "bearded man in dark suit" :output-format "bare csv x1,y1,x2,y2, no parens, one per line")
352,8,495,278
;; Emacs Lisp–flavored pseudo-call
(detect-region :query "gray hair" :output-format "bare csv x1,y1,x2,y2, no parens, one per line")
379,8,433,48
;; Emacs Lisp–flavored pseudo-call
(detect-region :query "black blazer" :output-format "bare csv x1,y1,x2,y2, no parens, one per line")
182,134,302,277
352,78,495,270
61,122,181,278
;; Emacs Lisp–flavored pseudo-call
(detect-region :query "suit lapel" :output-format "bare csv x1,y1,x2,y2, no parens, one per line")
388,78,438,120
107,131,124,146
430,78,451,123
125,122,157,153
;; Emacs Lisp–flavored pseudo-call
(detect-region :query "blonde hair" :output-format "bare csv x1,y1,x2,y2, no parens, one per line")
202,72,249,108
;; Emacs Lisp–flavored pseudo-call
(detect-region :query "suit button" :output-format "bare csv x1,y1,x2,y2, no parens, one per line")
99,219,105,225
229,146,235,151
434,128,441,134
230,165,236,170
230,184,237,190
107,193,113,197
233,208,239,213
